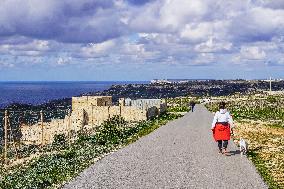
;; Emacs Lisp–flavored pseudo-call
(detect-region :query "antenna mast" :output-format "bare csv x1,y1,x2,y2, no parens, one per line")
270,76,272,92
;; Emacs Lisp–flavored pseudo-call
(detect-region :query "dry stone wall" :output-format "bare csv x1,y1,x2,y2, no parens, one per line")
21,96,167,145
21,118,70,145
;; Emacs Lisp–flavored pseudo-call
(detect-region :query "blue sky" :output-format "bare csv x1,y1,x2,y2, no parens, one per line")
0,0,284,81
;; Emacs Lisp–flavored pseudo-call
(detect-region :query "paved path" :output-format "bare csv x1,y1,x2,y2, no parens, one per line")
63,105,267,189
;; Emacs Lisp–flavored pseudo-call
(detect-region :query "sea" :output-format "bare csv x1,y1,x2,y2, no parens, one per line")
0,81,148,108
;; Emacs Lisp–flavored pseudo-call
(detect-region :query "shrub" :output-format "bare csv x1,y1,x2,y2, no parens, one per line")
267,96,277,103
95,116,127,145
53,134,67,146
167,106,190,112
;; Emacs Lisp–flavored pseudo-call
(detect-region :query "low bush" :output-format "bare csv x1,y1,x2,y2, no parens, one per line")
167,106,190,112
53,134,67,147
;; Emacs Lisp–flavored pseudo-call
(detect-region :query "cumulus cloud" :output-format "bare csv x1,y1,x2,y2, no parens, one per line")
79,40,116,58
57,57,72,66
129,0,210,33
0,0,284,74
0,39,56,57
194,37,232,53
232,45,268,65
231,7,284,42
240,46,266,60
191,53,216,66
0,0,127,43
180,22,212,43
0,61,14,69
257,0,284,10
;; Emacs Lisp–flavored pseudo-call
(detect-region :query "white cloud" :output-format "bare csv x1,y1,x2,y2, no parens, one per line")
0,0,284,73
257,0,284,9
129,0,211,33
80,40,116,58
231,45,267,65
240,46,266,60
278,57,284,65
194,37,232,53
0,39,51,57
57,57,72,66
191,53,216,65
231,7,284,42
180,22,212,43
0,61,14,68
159,0,208,30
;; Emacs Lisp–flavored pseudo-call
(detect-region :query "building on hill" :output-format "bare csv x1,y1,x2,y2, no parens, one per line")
150,79,172,84
21,96,167,145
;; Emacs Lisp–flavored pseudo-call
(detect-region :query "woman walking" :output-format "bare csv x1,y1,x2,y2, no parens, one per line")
211,102,234,155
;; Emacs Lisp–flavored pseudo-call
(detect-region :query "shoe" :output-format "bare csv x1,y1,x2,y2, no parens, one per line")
223,149,230,156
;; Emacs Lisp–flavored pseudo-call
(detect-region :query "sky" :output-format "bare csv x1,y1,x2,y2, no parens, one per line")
0,0,284,81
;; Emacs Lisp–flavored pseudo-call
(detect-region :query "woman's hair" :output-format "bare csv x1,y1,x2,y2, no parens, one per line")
219,101,226,109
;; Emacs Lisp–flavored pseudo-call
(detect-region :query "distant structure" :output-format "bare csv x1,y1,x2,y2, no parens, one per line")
21,96,167,145
270,76,272,93
262,77,284,95
150,79,172,84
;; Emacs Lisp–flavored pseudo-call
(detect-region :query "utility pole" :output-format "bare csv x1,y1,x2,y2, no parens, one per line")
68,109,71,146
108,106,110,120
270,76,272,93
91,104,94,128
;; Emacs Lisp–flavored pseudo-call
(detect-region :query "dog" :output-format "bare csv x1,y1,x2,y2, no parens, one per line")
239,138,248,156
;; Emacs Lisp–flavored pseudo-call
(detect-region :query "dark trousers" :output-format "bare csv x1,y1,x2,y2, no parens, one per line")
217,140,228,150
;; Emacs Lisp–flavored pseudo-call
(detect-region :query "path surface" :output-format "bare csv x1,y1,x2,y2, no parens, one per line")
63,105,267,189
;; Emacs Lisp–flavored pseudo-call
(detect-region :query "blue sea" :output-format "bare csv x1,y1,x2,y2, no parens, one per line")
0,81,148,108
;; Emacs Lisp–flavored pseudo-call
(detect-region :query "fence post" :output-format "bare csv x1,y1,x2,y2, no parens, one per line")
68,109,71,146
91,104,94,128
40,110,44,147
4,110,8,165
108,106,110,120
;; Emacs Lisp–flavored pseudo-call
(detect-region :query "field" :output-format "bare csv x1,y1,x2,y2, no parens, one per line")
206,94,284,188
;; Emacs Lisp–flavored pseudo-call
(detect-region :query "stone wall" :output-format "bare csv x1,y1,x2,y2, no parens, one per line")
123,98,167,114
76,105,150,126
21,96,166,145
21,117,71,145
72,96,112,111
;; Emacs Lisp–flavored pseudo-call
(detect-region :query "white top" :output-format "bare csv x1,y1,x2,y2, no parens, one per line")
211,109,234,129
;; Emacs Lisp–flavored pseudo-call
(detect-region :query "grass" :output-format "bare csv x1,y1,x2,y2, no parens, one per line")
247,151,281,189
167,106,190,112
0,112,182,189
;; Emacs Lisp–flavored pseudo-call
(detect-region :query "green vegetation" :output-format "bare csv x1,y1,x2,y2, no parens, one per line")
166,97,198,113
205,96,284,123
52,134,67,147
0,113,182,189
167,106,190,112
